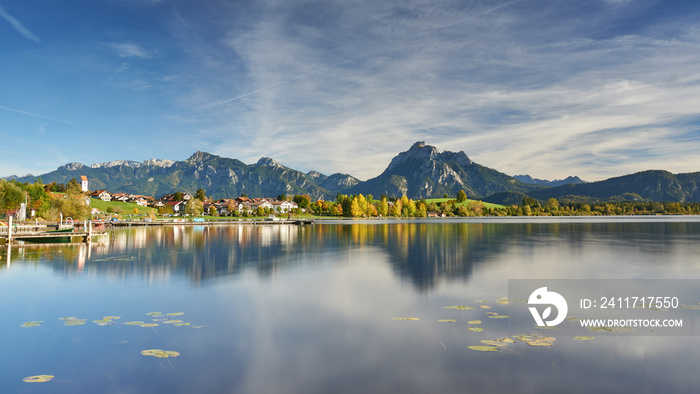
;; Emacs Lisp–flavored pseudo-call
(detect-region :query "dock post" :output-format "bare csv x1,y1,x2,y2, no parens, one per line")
7,216,12,244
87,220,92,242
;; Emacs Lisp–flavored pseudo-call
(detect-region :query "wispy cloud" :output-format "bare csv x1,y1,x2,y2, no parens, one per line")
0,4,40,43
0,104,72,124
107,42,153,58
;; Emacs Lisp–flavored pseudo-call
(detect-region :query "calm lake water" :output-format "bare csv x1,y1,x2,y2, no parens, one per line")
2,217,700,393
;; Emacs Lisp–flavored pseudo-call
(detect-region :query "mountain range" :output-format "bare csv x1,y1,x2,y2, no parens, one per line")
6,142,700,203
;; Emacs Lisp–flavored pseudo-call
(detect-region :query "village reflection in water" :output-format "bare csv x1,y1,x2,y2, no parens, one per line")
3,220,700,291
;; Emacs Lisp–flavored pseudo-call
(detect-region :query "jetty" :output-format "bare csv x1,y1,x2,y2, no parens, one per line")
0,217,108,245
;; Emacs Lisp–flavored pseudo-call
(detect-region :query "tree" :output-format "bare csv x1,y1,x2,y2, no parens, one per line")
174,192,183,201
46,194,90,221
132,207,139,215
293,194,311,209
240,193,248,198
0,180,24,215
350,197,363,217
377,197,389,216
66,178,81,195
457,190,467,203
185,199,203,216
209,206,218,217
546,198,560,211
158,205,174,215
195,188,206,201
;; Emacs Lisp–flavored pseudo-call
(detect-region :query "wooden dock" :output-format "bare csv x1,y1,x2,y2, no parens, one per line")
1,217,108,245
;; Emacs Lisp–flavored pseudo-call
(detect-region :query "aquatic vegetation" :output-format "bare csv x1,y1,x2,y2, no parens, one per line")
61,317,86,326
480,305,492,309
467,320,482,325
20,321,43,328
392,317,420,321
166,312,184,316
587,326,633,333
140,349,180,358
162,320,184,324
140,323,159,328
574,336,595,341
468,345,499,352
474,300,488,303
174,322,191,326
146,312,162,316
527,337,556,347
468,327,484,332
437,319,457,323
443,305,474,310
124,321,145,326
679,304,700,310
23,375,54,383
489,315,509,319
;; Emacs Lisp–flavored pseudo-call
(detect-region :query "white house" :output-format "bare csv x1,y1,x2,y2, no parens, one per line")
271,200,298,213
243,200,274,214
91,190,112,202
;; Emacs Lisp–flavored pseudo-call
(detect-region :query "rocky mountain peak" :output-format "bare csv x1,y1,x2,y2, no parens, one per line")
60,162,85,171
386,141,441,171
187,151,217,163
143,158,175,168
256,157,283,168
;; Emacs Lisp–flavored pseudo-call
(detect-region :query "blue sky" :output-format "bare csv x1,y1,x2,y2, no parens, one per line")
1,0,700,181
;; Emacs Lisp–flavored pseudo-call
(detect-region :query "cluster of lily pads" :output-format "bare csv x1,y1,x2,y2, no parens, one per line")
391,296,658,353
19,311,202,383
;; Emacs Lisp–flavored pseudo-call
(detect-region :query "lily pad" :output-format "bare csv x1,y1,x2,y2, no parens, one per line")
162,320,184,324
468,345,499,352
480,305,492,309
23,375,54,383
443,305,474,310
489,315,510,319
467,320,482,325
527,337,556,347
140,349,180,358
124,321,145,326
146,312,162,316
468,327,484,332
574,336,595,341
140,323,159,327
21,321,43,328
392,317,420,321
174,322,191,326
498,337,516,343
166,312,184,316
474,300,488,303
480,340,508,347
437,319,457,323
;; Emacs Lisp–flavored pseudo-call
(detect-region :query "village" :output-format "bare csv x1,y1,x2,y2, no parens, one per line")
89,189,301,218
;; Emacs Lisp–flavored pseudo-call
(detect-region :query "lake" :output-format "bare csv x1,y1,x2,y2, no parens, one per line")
2,217,700,393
